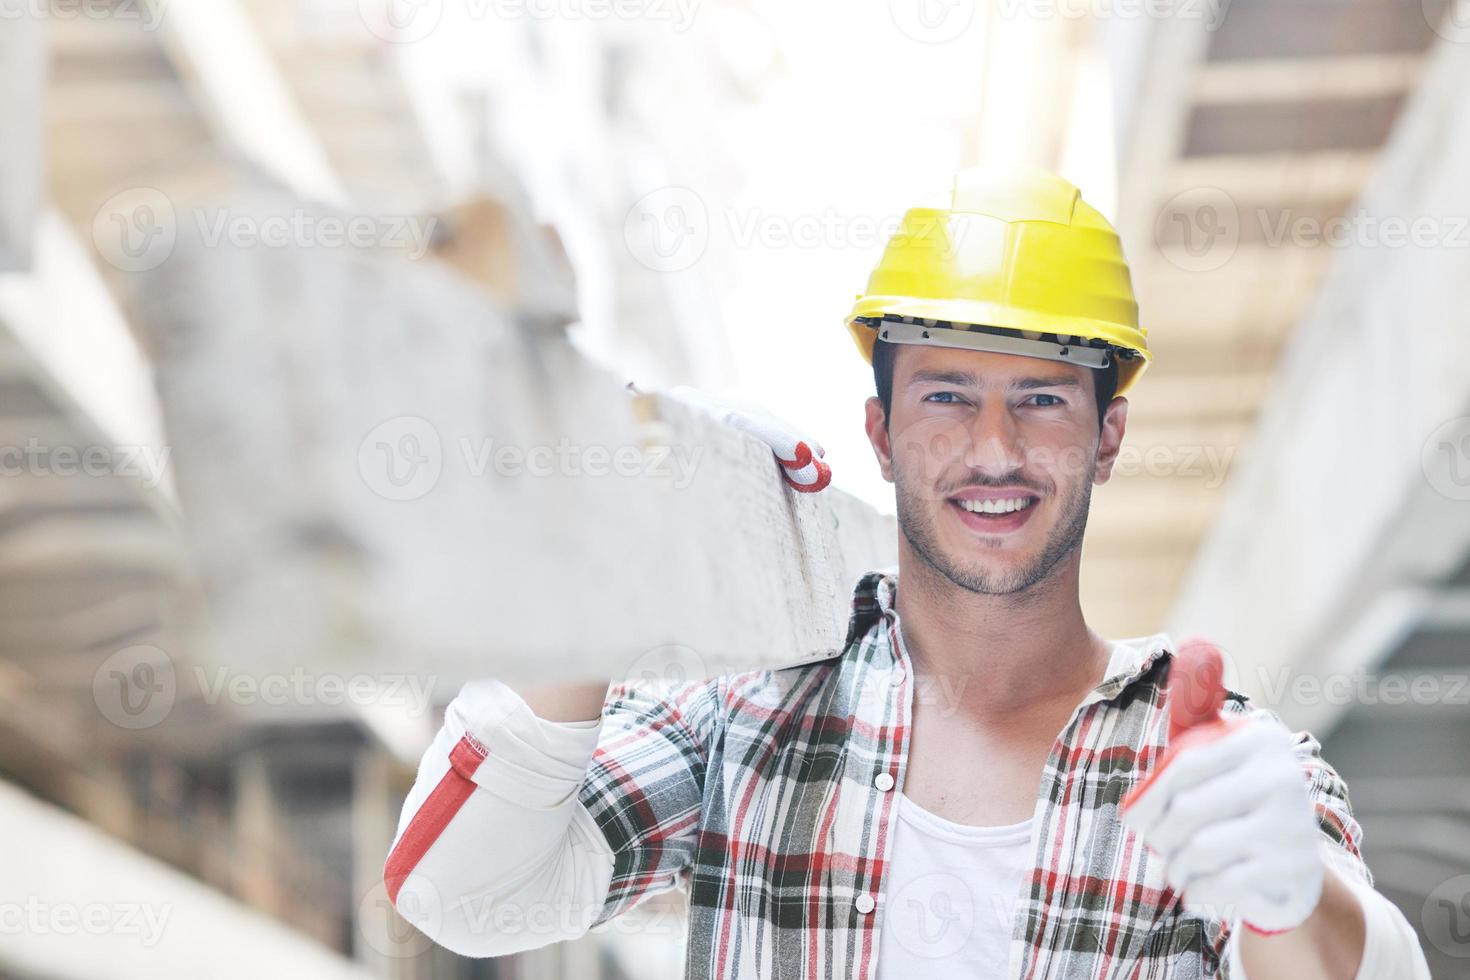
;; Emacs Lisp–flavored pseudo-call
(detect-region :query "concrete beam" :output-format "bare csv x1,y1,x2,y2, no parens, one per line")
1166,40,1470,734
1162,151,1382,201
0,212,171,479
0,11,45,271
133,188,896,696
157,0,345,205
0,778,377,980
1112,0,1215,251
1192,53,1425,104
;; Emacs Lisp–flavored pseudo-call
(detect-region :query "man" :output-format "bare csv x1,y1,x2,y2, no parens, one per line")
385,170,1427,977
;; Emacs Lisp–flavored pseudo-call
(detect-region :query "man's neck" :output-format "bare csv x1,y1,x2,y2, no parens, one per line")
892,546,1113,722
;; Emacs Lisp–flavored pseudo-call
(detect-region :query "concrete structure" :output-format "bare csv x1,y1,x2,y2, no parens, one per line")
0,12,45,271
0,779,378,980
1,7,896,979
1095,0,1452,637
132,187,895,691
1163,39,1470,976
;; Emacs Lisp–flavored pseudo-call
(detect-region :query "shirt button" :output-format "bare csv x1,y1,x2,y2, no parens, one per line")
854,894,876,915
873,772,895,792
889,668,905,687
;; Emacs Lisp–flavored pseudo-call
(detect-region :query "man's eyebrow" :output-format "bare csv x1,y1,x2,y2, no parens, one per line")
906,370,1083,390
1012,375,1083,390
906,369,980,388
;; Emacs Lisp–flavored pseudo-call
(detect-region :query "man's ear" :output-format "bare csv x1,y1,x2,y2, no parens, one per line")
1094,396,1128,485
865,396,895,483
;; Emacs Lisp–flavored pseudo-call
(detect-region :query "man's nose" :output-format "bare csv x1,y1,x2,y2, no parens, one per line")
962,403,1026,476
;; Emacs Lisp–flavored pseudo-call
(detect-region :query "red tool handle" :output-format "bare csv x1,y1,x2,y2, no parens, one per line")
1122,638,1237,812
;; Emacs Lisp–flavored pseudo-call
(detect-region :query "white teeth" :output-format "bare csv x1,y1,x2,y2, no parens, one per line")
958,497,1033,514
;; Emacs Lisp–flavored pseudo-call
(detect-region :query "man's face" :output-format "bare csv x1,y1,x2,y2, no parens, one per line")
864,344,1127,595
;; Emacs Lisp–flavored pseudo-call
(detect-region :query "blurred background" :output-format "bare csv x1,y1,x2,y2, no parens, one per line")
3,0,1470,976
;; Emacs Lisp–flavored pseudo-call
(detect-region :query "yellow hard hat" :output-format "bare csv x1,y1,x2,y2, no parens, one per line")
846,168,1150,396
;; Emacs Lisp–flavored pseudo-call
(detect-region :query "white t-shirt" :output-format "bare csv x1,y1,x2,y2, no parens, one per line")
876,793,1034,978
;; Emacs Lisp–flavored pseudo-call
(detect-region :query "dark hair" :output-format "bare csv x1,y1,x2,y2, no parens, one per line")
872,338,1119,428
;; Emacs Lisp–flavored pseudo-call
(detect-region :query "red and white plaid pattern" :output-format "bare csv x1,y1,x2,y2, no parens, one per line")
577,570,1370,979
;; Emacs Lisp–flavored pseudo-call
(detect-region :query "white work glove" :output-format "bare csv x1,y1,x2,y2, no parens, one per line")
1121,715,1325,935
666,385,832,492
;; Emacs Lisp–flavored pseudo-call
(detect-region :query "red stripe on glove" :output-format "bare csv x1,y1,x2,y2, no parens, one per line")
384,734,488,903
777,441,832,493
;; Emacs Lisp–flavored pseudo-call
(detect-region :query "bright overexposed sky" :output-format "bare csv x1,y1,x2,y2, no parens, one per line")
669,2,1111,512
399,0,1115,513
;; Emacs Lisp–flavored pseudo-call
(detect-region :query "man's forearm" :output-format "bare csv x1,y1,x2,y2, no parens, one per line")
1238,865,1365,979
511,679,611,722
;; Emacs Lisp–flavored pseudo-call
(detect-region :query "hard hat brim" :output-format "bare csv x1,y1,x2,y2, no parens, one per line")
847,312,1151,397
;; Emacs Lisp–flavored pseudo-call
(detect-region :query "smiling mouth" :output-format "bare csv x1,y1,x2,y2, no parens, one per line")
952,496,1037,515
946,493,1041,535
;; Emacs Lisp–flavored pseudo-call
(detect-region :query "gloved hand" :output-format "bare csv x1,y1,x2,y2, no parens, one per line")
666,386,832,493
1121,640,1325,935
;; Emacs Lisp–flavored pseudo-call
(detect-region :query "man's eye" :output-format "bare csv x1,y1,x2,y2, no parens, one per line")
1027,394,1064,407
923,391,964,404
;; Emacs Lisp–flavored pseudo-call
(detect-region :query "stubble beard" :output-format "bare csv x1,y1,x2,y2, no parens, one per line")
895,460,1095,596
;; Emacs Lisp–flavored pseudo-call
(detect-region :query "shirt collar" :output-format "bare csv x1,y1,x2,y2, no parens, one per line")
843,567,899,648
844,568,1174,703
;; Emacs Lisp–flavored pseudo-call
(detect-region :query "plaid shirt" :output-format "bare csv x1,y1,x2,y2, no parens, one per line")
579,569,1370,979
